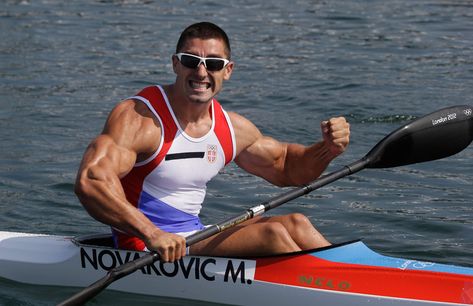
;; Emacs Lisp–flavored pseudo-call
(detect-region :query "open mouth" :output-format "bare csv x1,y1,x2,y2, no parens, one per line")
189,80,211,91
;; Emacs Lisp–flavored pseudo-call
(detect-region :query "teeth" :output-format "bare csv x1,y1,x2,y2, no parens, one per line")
190,81,209,89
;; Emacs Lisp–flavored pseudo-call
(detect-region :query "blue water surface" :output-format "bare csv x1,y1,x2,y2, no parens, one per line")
0,0,472,305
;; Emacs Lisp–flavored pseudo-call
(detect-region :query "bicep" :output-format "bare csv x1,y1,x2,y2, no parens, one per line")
235,136,286,175
79,135,137,181
231,112,288,185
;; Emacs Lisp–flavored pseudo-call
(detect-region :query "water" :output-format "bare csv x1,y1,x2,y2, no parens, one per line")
0,0,472,305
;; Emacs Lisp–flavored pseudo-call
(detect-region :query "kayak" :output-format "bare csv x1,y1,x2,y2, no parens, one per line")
0,231,472,305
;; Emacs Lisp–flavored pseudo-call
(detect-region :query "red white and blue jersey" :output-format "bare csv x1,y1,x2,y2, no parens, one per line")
113,85,236,250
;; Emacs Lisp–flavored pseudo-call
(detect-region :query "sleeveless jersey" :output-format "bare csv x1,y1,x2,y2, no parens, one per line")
113,85,236,250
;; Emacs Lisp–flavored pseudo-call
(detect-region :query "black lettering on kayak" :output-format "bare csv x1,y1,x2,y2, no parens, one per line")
201,258,216,281
179,257,195,279
160,261,179,277
146,260,161,276
114,250,132,266
81,248,145,272
224,260,246,284
98,250,116,270
80,248,98,269
195,258,200,279
80,248,246,283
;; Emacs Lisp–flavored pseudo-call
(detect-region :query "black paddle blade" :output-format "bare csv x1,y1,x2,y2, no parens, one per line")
365,105,473,168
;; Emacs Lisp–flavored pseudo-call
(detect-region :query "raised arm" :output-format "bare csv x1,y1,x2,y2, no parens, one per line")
74,100,186,261
231,112,350,187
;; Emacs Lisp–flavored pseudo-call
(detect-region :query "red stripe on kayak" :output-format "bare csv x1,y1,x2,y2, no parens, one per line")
254,253,473,304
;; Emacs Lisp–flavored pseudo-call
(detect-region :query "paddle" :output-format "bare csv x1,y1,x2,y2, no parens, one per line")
58,105,473,306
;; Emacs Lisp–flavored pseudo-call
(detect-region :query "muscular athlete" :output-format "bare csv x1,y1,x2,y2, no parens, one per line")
75,22,350,262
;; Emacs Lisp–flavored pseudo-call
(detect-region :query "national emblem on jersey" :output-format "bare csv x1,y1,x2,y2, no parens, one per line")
207,144,217,163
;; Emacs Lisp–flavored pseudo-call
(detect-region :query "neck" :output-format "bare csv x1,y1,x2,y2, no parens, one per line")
163,84,213,137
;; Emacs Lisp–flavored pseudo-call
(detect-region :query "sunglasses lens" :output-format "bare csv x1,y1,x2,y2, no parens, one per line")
205,59,226,71
179,55,200,69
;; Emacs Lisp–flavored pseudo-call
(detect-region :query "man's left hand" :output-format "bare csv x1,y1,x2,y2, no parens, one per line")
321,117,350,157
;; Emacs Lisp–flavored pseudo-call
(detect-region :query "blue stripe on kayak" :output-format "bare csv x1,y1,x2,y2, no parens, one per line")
311,241,473,276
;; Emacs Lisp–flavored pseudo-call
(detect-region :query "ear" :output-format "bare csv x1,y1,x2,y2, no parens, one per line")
223,61,234,81
172,55,179,74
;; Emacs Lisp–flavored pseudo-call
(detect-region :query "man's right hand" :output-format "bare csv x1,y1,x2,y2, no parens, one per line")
145,229,187,262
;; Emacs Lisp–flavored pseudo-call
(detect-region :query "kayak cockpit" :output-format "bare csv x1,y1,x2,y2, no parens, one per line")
72,233,115,249
71,233,362,257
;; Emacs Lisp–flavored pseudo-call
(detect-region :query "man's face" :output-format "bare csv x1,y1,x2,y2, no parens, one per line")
172,38,233,104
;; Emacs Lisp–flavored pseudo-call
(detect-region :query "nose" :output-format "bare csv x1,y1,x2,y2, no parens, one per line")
196,61,208,77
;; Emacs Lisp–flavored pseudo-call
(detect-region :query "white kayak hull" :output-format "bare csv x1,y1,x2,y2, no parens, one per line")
1,231,472,305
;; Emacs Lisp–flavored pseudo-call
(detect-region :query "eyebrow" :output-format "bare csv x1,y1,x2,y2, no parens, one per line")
206,53,226,58
182,51,227,59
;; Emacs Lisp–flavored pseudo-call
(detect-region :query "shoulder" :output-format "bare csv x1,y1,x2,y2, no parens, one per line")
103,99,161,155
108,99,153,123
227,111,263,155
227,111,258,132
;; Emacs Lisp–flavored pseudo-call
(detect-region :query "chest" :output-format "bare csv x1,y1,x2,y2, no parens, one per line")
145,131,226,188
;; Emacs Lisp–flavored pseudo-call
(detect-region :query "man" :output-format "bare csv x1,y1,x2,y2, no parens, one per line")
75,22,350,262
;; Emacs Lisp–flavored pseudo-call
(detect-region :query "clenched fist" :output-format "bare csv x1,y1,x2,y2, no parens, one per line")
321,117,350,157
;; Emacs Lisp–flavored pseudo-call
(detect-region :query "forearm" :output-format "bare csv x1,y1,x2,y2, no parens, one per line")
236,138,336,187
282,117,350,186
282,141,337,186
75,170,159,243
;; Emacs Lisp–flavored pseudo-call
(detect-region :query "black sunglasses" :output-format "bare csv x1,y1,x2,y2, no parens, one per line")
175,53,230,72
